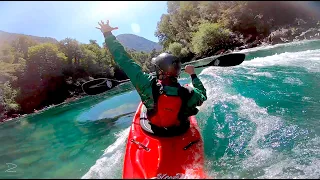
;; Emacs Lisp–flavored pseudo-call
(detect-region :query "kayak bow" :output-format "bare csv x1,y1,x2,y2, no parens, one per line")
122,102,207,179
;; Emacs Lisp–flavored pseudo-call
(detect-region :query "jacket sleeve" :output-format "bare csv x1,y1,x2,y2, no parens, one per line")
187,74,207,108
103,32,155,108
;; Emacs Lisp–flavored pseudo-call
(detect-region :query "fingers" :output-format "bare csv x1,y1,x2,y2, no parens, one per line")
97,20,117,31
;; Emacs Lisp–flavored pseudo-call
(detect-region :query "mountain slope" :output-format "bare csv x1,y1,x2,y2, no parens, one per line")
116,34,162,52
0,30,58,46
0,30,162,53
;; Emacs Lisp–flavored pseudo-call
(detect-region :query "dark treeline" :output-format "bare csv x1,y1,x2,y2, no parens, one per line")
0,36,160,119
1,1,320,120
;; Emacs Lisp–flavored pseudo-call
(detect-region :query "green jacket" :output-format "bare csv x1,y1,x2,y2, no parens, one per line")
104,33,207,115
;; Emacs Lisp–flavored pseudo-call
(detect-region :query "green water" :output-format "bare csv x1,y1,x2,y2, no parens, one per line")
1,40,320,179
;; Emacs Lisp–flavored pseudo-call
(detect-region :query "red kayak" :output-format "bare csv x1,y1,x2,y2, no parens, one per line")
122,102,207,179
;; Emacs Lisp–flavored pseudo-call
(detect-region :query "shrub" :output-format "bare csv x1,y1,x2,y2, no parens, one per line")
192,23,231,55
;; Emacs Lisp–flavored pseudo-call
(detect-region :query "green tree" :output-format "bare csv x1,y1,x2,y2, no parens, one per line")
58,38,82,66
14,43,68,113
155,14,178,49
11,35,38,59
27,43,67,80
80,45,98,73
168,42,183,57
191,23,231,55
0,44,14,63
1,81,20,112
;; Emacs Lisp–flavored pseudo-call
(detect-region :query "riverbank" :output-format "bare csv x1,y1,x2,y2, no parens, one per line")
1,25,320,123
0,95,85,123
205,26,320,57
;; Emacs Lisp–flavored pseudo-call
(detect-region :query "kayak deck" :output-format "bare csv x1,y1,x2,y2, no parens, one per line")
122,102,206,179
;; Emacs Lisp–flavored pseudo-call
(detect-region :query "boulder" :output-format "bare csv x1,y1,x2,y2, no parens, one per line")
299,28,318,39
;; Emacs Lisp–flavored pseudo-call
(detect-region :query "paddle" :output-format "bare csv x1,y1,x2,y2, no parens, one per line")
82,53,245,95
81,78,131,95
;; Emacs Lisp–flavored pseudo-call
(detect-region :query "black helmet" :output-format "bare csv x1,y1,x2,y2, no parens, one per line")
151,53,181,80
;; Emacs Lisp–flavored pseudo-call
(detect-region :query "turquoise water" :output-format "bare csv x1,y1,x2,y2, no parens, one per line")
1,40,320,179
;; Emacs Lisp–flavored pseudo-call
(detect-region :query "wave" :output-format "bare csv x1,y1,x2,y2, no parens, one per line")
82,128,130,179
82,44,320,179
195,54,320,178
239,39,320,54
242,49,320,73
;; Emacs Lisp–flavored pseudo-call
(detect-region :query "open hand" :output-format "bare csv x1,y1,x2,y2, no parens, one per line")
184,65,195,75
96,20,118,34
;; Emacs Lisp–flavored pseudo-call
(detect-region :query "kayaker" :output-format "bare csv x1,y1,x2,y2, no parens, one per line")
96,20,207,136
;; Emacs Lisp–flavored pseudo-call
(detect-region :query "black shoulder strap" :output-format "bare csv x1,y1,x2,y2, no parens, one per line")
151,80,164,102
147,79,163,117
177,85,198,121
148,81,197,121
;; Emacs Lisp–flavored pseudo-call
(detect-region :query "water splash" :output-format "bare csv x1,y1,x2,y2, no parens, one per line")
81,128,130,179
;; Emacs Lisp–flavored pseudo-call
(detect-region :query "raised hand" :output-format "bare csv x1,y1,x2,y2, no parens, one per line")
96,20,118,34
184,65,195,75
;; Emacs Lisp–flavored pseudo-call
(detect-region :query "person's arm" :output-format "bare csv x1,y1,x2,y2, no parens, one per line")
96,20,155,107
184,65,207,107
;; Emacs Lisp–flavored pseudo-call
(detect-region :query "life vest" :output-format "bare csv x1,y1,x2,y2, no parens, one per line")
147,80,193,128
149,91,182,127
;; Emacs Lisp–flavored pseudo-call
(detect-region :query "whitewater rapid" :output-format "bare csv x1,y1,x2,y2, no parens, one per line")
82,40,320,179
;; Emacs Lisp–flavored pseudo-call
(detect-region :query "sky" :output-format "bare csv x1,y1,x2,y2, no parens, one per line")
0,1,168,45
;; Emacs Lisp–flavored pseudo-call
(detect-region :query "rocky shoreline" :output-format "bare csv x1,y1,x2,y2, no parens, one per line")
0,95,85,123
215,26,320,56
1,26,320,124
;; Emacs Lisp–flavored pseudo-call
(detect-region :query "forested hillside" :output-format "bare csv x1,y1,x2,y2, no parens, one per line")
155,1,320,62
0,35,160,120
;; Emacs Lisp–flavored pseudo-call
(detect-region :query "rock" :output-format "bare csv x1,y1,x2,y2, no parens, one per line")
268,28,292,44
299,28,318,38
295,18,307,26
222,49,232,54
238,45,247,50
11,114,20,118
266,26,314,44
280,37,290,43
214,49,225,55
314,33,320,39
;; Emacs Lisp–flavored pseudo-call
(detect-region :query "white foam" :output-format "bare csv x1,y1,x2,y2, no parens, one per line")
82,128,130,179
199,69,284,144
83,44,320,179
242,49,320,73
302,96,312,101
198,63,320,179
197,70,285,176
238,39,320,54
258,137,320,179
283,77,304,86
252,72,273,78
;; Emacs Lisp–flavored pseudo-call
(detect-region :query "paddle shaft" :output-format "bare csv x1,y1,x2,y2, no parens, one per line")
82,53,245,95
